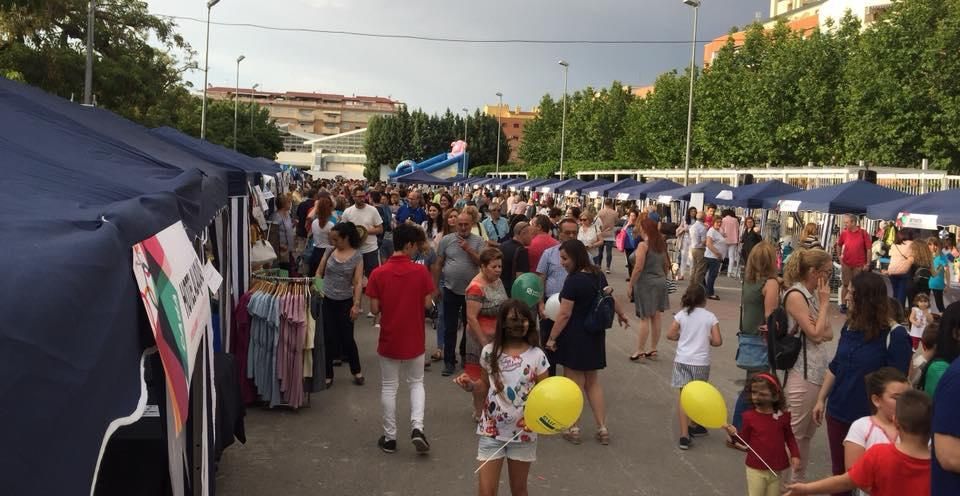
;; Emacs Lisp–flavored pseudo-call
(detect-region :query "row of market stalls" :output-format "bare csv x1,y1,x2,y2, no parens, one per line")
454,174,958,233
0,77,293,495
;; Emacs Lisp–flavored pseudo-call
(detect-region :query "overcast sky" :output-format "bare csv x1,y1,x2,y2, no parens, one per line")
150,0,768,114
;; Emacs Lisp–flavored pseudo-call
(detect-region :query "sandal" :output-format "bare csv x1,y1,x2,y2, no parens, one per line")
596,427,610,445
353,375,365,386
645,350,658,360
562,427,583,445
629,352,645,361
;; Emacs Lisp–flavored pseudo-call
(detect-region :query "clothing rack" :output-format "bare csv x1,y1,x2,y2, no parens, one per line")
251,269,315,283
236,269,324,410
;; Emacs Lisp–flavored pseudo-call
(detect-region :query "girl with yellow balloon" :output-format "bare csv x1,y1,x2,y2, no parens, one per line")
454,299,583,496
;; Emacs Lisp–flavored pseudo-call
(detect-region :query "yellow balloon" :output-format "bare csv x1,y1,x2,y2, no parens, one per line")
523,376,584,435
680,380,728,429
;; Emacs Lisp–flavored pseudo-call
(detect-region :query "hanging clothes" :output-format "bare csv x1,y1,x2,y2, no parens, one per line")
237,275,317,409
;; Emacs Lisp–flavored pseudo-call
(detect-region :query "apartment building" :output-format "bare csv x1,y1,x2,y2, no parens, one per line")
483,104,538,162
703,0,895,66
205,87,402,136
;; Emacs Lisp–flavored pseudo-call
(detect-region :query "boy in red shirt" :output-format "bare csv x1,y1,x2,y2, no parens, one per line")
786,389,932,496
367,224,436,455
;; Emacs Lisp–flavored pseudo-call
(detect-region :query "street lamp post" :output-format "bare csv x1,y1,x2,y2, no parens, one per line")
234,54,245,150
83,0,95,105
495,92,503,176
461,107,469,143
200,0,220,140
558,60,569,180
682,0,700,186
251,83,259,129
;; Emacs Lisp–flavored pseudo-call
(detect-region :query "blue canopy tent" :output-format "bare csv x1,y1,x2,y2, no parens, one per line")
582,178,641,198
151,126,278,186
614,179,684,201
497,178,528,190
0,78,228,228
866,189,960,226
760,180,911,214
539,178,588,195
705,180,802,209
393,169,452,185
0,80,227,495
574,179,612,196
654,181,729,203
471,177,501,187
454,176,485,186
515,178,554,192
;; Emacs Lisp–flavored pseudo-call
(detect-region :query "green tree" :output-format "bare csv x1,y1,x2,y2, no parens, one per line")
518,94,561,164
841,0,941,168
637,69,694,168
172,98,282,159
0,0,195,126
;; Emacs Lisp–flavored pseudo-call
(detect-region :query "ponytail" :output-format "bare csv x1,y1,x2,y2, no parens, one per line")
681,284,706,314
784,248,831,286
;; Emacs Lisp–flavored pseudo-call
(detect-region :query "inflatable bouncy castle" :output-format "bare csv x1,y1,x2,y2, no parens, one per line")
389,140,469,180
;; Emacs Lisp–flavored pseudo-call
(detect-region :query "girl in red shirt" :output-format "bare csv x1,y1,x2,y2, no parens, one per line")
725,373,801,496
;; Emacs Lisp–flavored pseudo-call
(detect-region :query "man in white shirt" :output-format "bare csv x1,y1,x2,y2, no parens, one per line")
341,186,385,276
689,212,708,287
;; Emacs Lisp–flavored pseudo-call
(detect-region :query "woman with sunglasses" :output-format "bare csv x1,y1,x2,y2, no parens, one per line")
577,209,603,264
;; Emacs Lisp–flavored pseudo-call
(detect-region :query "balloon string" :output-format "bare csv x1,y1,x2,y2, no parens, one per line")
474,431,525,474
733,433,780,478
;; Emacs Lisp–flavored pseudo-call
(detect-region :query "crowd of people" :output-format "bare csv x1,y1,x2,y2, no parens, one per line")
266,178,960,496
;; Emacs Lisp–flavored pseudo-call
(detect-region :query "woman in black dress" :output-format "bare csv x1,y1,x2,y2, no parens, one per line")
545,240,630,446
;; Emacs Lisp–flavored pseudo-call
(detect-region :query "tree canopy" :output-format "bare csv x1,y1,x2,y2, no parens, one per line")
0,0,282,158
516,0,960,174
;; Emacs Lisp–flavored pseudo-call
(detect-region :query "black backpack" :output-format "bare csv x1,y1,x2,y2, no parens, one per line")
583,274,615,335
766,288,808,378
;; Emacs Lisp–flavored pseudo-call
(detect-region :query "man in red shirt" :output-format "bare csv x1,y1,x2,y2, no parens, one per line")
527,214,558,272
366,223,436,455
836,214,872,313
786,389,932,496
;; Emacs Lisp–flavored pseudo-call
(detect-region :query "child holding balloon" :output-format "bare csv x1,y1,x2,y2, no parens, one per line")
723,373,801,496
667,284,722,450
455,299,550,496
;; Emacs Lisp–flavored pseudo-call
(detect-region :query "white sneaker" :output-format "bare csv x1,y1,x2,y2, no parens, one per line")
367,312,375,318
375,323,381,328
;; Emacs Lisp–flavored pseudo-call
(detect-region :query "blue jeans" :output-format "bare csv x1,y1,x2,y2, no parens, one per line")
890,273,909,309
705,257,721,296
594,240,615,269
732,392,749,431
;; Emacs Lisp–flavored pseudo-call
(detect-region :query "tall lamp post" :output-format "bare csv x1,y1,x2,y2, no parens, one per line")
461,107,469,143
250,83,260,129
558,60,569,180
200,0,221,140
682,0,700,186
83,0,95,105
495,92,503,176
234,54,245,150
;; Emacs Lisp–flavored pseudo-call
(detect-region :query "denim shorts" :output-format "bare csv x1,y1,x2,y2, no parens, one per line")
476,435,537,463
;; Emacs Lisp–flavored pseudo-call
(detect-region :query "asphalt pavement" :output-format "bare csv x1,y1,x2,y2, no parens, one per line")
216,253,844,495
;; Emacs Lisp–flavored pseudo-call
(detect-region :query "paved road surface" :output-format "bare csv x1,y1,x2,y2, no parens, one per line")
216,254,843,495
